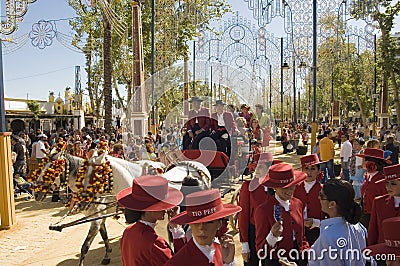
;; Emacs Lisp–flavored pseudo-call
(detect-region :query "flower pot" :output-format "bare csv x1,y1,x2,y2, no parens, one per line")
334,164,341,177
296,145,308,155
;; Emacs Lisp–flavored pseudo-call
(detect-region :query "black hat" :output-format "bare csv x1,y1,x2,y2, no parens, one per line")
188,96,203,103
213,100,226,106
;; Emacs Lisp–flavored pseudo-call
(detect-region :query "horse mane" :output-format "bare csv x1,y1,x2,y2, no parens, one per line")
173,161,211,189
64,153,84,177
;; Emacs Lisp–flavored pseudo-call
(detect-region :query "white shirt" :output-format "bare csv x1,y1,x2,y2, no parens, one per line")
138,220,156,229
304,180,316,193
394,196,400,208
192,237,215,263
217,113,225,127
35,140,47,159
340,140,352,162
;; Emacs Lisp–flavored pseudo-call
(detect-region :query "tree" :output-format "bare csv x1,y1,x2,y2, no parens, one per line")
352,1,400,125
68,0,230,132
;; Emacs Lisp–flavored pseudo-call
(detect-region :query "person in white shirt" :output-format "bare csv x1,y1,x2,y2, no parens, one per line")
35,134,49,163
340,134,352,181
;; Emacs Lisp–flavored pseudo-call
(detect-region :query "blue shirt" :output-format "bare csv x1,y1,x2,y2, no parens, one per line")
308,217,367,266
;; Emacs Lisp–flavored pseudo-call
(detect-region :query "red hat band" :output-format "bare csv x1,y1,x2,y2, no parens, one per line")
384,239,400,248
186,199,224,218
301,154,321,167
383,164,400,181
268,167,296,184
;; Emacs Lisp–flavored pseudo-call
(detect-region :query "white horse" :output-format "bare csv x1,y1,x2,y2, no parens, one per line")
36,152,210,266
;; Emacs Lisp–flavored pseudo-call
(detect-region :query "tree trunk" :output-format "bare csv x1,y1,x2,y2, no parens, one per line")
102,0,112,133
390,70,400,125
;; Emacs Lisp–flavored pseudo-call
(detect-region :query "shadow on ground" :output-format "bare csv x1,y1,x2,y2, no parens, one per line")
56,240,121,266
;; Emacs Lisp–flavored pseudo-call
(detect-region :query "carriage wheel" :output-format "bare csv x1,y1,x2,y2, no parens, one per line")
229,187,240,232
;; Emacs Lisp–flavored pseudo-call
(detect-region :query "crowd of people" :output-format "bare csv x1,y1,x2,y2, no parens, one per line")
8,97,400,265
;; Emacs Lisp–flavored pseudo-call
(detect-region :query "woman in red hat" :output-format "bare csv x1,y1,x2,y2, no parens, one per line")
366,217,400,266
356,148,391,228
254,163,309,266
166,189,242,266
117,175,184,266
294,154,328,246
238,152,280,266
369,164,400,265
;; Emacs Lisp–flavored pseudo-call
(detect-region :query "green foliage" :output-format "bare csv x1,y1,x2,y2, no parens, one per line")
68,0,230,127
27,100,41,121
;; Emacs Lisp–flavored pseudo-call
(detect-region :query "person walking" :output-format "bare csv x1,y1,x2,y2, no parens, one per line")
318,131,335,179
340,134,352,181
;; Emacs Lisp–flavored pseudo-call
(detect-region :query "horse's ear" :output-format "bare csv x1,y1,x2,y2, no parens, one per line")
93,152,106,164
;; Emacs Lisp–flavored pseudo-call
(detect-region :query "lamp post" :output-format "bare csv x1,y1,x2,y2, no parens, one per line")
311,0,318,149
373,34,377,137
293,57,296,126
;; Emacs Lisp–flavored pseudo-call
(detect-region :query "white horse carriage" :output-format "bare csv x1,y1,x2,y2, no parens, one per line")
32,144,212,266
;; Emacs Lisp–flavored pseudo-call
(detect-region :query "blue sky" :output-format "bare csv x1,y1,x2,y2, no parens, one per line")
3,0,400,101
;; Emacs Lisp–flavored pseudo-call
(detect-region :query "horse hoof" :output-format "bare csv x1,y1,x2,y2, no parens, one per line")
101,258,110,265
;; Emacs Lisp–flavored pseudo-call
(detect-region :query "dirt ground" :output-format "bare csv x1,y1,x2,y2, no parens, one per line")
0,143,314,266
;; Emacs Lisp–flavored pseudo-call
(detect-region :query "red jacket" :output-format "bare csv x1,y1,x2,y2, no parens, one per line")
294,181,327,220
238,180,271,242
210,112,238,135
254,196,309,259
120,222,185,266
186,108,211,132
165,238,223,266
368,194,400,245
361,172,387,214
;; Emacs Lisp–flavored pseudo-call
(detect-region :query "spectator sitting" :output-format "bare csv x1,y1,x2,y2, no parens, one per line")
13,172,34,199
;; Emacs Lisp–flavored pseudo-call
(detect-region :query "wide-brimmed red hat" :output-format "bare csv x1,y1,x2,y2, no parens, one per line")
261,163,307,188
117,175,183,211
355,148,391,164
300,154,326,168
376,164,400,183
170,189,242,224
365,217,400,257
249,153,282,191
253,152,283,165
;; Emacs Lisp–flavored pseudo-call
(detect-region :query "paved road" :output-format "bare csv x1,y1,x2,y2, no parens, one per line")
1,142,340,266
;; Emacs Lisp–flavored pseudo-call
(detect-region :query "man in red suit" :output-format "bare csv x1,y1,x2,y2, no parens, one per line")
210,100,239,157
183,96,212,150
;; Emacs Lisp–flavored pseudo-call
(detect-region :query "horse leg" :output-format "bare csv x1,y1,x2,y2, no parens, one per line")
78,220,101,266
99,218,112,265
